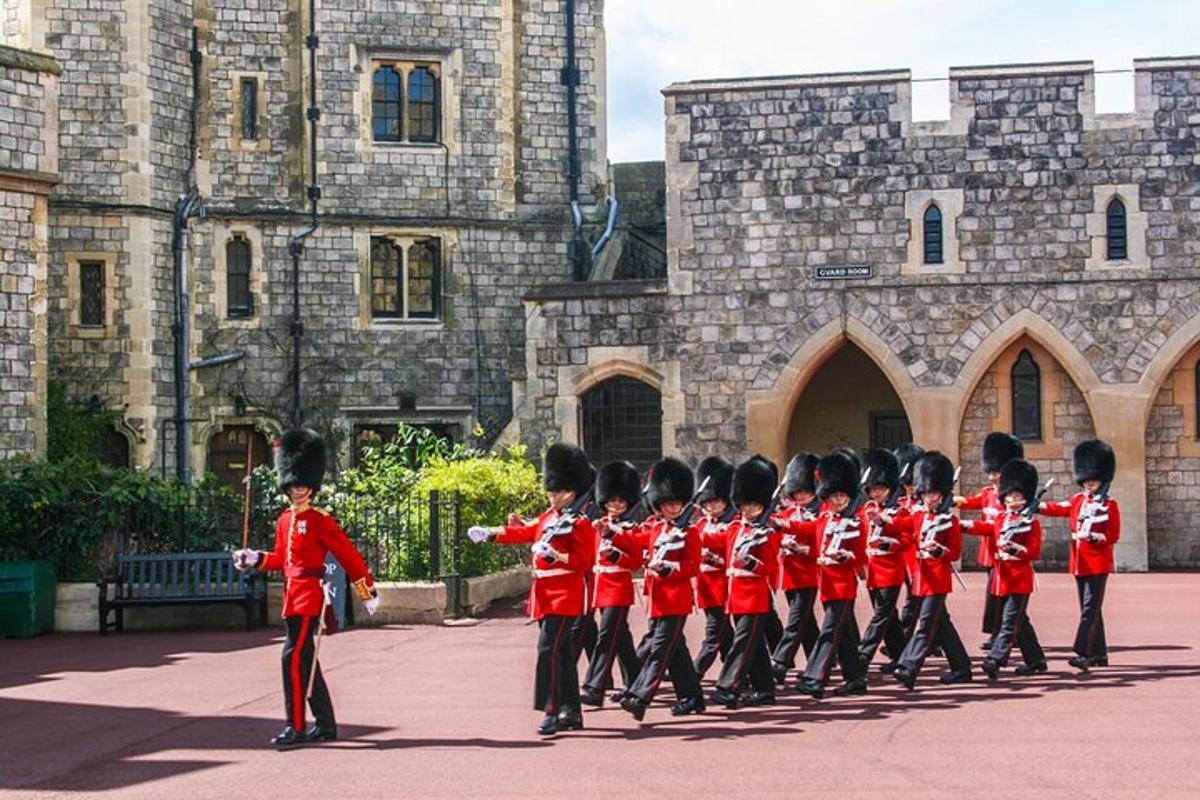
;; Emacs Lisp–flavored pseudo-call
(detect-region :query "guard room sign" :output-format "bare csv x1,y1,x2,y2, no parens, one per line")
812,265,874,279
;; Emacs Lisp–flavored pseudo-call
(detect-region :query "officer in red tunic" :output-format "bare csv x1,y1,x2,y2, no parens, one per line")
976,459,1047,679
615,457,705,721
769,453,821,684
890,442,926,669
692,455,737,679
857,448,910,669
1041,439,1120,671
232,429,380,749
957,432,1023,651
873,451,973,689
795,450,869,699
483,443,596,736
580,461,644,706
712,456,781,708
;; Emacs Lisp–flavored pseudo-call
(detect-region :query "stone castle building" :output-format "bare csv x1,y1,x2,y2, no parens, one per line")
2,3,1199,569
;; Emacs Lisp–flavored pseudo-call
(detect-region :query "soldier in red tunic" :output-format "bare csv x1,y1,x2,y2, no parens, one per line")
795,450,869,699
712,456,781,708
579,461,644,706
232,429,380,749
1041,439,1120,671
977,459,1047,679
957,432,1023,651
769,453,821,684
890,442,926,671
479,443,596,736
692,456,737,679
857,448,910,669
872,451,973,689
615,457,705,721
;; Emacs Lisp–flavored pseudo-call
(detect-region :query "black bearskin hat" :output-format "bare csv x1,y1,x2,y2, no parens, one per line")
276,429,328,493
862,448,900,492
732,455,778,508
982,432,1024,473
784,453,819,497
695,455,735,505
816,451,861,500
543,443,595,496
999,459,1039,504
893,443,925,485
596,461,642,510
646,457,694,509
913,451,955,498
1073,439,1116,485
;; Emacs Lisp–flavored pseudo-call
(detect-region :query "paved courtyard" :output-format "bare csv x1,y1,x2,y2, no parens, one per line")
2,573,1198,799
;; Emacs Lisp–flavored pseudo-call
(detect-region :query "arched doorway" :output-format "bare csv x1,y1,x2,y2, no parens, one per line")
957,335,1096,569
207,425,271,493
1144,341,1200,568
786,342,912,456
580,376,663,472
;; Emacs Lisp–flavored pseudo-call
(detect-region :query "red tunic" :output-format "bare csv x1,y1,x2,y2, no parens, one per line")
864,499,911,589
590,516,644,608
259,505,374,618
620,515,698,618
974,512,1043,596
774,502,821,590
1042,493,1120,576
813,511,867,603
885,509,961,596
959,485,1003,567
693,514,733,610
724,518,780,615
496,507,595,619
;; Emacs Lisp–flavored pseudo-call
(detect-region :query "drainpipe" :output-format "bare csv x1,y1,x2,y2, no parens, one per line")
289,0,320,427
170,27,206,482
563,0,588,281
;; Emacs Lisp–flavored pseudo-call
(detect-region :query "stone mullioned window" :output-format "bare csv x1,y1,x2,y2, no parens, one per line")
371,60,441,145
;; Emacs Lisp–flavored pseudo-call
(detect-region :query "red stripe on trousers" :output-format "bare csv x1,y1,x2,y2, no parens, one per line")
292,616,312,729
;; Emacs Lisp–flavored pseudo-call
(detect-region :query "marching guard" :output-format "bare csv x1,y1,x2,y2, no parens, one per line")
580,461,645,705
692,456,737,679
857,448,910,669
477,443,596,736
1041,439,1120,670
769,453,821,683
232,429,381,749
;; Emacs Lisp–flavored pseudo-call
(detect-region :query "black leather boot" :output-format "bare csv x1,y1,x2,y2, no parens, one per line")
579,687,604,707
556,706,584,731
537,713,559,736
670,695,706,716
271,726,308,750
833,678,868,697
305,723,338,743
710,687,740,709
1014,661,1048,676
619,694,647,722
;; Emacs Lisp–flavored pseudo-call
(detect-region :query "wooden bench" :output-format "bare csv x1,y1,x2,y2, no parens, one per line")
97,552,268,635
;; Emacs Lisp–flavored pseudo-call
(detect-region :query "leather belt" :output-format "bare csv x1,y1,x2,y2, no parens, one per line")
284,566,325,579
532,568,574,579
593,565,633,574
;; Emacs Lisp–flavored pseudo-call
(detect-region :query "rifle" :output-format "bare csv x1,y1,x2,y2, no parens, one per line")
667,475,713,531
918,467,967,590
1073,482,1110,546
820,469,871,576
729,482,785,572
645,477,710,577
996,478,1055,560
533,486,595,561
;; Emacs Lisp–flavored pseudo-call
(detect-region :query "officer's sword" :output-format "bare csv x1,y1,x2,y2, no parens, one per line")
307,581,331,701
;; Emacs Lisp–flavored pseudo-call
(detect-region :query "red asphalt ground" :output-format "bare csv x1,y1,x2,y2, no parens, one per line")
2,573,1198,799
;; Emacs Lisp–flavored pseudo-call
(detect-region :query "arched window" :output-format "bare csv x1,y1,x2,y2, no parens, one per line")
370,237,404,318
407,66,439,143
1106,198,1127,260
94,427,130,468
1195,360,1200,442
407,238,441,319
580,377,663,472
372,65,403,142
922,204,943,265
207,426,270,493
1011,349,1042,441
226,236,253,319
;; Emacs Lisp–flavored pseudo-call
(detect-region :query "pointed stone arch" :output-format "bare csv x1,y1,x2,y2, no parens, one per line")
746,317,924,467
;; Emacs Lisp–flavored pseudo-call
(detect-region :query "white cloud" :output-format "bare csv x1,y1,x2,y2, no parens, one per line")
605,0,1200,161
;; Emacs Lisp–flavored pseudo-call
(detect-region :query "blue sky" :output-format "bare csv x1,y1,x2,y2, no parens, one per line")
605,0,1200,162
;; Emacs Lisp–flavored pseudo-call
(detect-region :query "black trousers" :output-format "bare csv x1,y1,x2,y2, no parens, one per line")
281,615,334,731
899,583,922,644
859,585,907,664
765,597,784,653
582,605,640,692
535,614,581,714
802,599,865,687
694,606,733,678
981,569,1001,636
716,612,774,695
898,594,971,677
570,612,598,661
772,587,818,669
1074,574,1109,659
627,615,701,704
988,594,1045,667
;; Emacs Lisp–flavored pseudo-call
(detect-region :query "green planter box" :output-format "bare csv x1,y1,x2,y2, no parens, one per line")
0,560,57,637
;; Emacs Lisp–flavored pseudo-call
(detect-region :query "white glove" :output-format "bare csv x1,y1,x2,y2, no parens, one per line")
231,549,260,571
364,594,381,616
468,525,494,543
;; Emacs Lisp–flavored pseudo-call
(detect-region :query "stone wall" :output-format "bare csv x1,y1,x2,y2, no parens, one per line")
1144,343,1200,568
0,45,59,459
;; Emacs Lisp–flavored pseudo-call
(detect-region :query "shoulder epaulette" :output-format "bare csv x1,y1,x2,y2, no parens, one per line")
311,506,332,516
